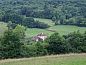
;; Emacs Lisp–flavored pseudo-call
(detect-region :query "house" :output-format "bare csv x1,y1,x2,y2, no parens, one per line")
32,33,47,42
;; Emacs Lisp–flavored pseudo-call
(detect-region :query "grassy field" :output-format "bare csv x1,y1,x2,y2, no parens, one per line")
26,18,55,37
25,25,86,37
48,25,86,35
0,18,86,38
0,54,86,65
34,18,55,26
26,18,86,37
25,28,53,37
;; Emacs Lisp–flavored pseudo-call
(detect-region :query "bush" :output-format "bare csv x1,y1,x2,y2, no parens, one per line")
47,33,69,54
64,31,86,53
21,42,48,57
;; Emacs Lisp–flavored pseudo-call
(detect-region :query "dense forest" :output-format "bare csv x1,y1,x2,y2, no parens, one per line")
0,0,86,28
0,0,86,59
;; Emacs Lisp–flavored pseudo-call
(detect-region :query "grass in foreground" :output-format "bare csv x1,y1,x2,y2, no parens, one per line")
0,54,86,65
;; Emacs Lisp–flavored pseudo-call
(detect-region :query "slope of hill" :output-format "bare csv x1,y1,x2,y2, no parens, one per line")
48,25,86,35
0,54,86,65
0,0,86,27
0,21,86,38
25,18,86,37
25,28,53,38
34,18,55,26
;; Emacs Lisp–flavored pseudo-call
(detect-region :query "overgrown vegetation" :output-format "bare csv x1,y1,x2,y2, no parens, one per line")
0,25,86,59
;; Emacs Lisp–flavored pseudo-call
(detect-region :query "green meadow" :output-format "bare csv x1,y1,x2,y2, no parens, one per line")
0,18,86,37
25,25,86,37
34,18,55,26
48,25,86,35
26,18,86,37
25,28,53,37
0,54,86,65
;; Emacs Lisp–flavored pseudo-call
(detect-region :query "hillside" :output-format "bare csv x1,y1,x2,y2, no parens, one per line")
25,25,86,37
0,54,86,65
34,18,54,26
0,0,86,61
48,25,86,35
0,0,86,27
25,18,86,37
25,28,53,38
0,21,86,38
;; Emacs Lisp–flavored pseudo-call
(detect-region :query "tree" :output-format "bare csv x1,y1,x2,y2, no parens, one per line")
1,13,23,24
35,42,48,56
13,25,25,39
65,31,86,53
23,17,49,29
7,21,13,30
47,33,68,54
52,16,56,22
0,25,25,59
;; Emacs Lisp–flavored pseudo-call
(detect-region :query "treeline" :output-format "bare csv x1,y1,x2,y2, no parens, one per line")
55,17,86,27
0,0,86,27
0,13,49,29
0,25,86,59
47,31,86,54
16,0,86,27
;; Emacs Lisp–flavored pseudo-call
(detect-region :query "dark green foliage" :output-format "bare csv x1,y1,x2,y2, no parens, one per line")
21,42,48,57
0,28,86,59
47,33,69,54
0,0,86,59
1,13,49,29
56,17,86,27
0,30,22,59
0,25,25,59
21,45,37,57
0,0,86,27
65,31,86,53
35,42,48,56
23,17,49,29
46,31,86,54
1,13,23,24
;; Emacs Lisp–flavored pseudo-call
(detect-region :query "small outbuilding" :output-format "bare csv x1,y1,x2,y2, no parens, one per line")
32,33,47,42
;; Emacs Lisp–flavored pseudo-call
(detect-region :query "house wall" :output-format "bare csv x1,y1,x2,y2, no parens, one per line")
38,36,47,41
